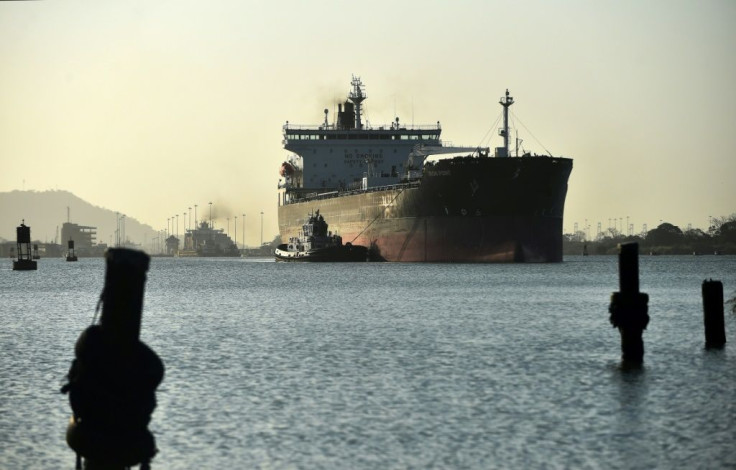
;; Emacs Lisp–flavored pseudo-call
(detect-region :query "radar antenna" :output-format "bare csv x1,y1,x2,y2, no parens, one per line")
497,89,514,158
349,76,366,130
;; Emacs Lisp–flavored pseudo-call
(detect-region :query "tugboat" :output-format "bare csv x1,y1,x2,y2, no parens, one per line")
13,221,38,271
275,211,368,262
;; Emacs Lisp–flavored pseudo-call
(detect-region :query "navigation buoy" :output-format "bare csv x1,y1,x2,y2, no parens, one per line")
12,220,37,271
66,239,78,262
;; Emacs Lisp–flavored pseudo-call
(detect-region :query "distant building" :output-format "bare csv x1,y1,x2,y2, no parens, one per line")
1,242,63,258
242,243,275,258
61,222,105,256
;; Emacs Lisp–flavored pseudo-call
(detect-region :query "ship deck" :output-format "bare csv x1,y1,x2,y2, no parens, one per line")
282,180,420,206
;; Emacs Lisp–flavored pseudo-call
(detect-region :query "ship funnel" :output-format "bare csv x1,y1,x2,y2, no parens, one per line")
339,101,355,129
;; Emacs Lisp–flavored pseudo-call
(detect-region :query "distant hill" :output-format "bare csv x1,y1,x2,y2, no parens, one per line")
0,190,159,248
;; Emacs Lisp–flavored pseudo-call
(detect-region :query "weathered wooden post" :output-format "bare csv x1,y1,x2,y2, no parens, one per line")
609,243,649,364
62,248,164,470
702,279,726,349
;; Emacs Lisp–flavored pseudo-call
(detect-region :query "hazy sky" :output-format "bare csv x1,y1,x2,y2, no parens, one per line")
1,0,734,244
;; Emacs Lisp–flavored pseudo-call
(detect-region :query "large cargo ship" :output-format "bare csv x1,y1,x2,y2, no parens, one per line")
277,77,573,262
177,221,239,257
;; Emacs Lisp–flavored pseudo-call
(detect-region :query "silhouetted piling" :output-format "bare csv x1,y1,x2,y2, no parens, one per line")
62,248,163,470
702,279,726,349
609,243,649,364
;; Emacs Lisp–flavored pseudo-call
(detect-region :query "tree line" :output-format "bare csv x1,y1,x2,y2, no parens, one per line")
563,213,736,255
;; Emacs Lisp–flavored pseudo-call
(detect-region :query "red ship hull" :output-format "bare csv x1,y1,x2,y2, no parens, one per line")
279,157,572,262
279,156,573,263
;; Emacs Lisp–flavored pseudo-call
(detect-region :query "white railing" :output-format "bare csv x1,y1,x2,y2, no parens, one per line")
283,123,441,131
283,181,420,205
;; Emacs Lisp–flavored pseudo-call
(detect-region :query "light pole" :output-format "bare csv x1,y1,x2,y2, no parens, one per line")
194,204,198,228
234,216,237,248
176,214,179,239
227,217,230,237
209,202,213,228
260,211,264,246
188,207,192,230
242,214,245,248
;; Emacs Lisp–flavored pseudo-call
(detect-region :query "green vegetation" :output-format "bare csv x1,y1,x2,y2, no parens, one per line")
564,214,736,255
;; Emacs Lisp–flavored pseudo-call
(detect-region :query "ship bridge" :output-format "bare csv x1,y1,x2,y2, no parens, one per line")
280,77,484,197
282,123,448,191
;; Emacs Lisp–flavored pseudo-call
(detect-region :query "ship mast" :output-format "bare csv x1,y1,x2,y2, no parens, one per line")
498,89,514,158
349,76,366,130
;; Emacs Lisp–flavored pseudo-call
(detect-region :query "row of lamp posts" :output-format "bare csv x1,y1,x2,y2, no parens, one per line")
162,204,265,254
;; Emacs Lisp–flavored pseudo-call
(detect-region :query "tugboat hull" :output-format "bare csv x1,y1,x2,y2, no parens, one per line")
274,243,368,262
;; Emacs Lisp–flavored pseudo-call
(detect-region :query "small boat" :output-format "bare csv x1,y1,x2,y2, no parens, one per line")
275,211,368,262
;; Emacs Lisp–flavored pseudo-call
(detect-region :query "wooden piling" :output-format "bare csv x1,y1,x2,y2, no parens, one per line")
62,248,162,470
609,243,649,364
702,279,726,349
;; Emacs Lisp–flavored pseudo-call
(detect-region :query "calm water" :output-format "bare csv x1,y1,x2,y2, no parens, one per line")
1,255,735,469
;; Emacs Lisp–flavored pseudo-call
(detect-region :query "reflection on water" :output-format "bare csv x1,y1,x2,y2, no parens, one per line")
1,255,735,469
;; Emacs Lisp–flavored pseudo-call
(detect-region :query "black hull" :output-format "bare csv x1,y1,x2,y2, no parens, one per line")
13,260,37,270
274,243,368,262
279,156,572,263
